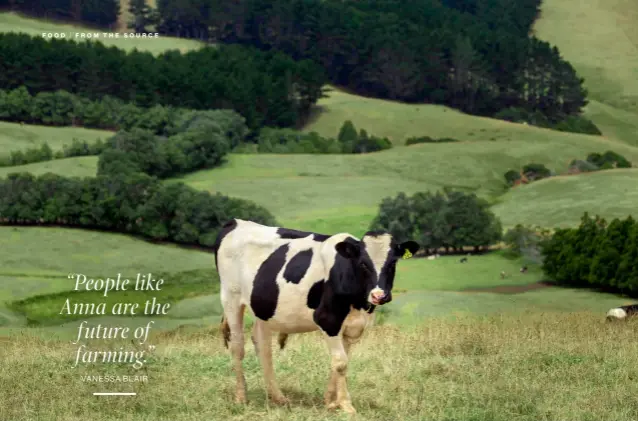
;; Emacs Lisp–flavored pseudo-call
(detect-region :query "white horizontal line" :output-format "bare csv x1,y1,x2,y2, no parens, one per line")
93,392,137,396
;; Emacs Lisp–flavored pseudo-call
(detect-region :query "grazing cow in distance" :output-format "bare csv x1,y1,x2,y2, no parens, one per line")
213,219,420,414
520,266,528,273
500,271,507,279
460,257,468,263
606,304,638,321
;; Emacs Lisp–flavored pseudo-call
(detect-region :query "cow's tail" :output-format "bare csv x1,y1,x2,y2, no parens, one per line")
220,314,231,348
277,333,289,350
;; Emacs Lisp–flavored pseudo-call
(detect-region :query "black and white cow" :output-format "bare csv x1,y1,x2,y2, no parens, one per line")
606,304,638,321
212,218,420,414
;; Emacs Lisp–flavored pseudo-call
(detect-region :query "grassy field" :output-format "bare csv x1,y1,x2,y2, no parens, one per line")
0,121,112,155
303,86,638,147
0,12,204,54
2,312,638,421
492,169,638,228
0,226,215,327
0,156,97,178
533,0,638,144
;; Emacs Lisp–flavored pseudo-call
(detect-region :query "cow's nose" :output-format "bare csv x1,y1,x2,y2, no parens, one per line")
372,290,385,299
371,290,387,303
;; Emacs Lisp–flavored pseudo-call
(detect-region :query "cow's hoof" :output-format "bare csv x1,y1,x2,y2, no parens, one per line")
339,401,357,414
234,391,247,404
270,393,290,406
326,401,339,410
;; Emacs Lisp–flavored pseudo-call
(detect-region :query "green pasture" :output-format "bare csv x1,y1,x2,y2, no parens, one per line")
492,169,638,229
394,252,544,291
0,224,631,337
0,155,97,178
303,86,638,146
175,135,638,233
0,121,111,155
0,226,212,279
384,287,630,326
0,12,204,54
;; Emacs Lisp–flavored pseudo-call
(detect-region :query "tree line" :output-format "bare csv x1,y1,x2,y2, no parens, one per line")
369,189,503,253
238,121,393,154
0,33,326,129
0,171,275,248
541,213,638,295
140,0,589,126
0,86,246,134
0,0,119,28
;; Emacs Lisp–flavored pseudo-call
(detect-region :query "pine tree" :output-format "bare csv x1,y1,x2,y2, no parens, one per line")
128,0,151,32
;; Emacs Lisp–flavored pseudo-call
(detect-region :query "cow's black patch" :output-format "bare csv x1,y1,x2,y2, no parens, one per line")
312,233,331,241
283,248,313,284
276,227,330,242
307,280,324,309
313,285,352,337
330,246,364,296
212,219,237,269
620,304,638,316
250,244,289,321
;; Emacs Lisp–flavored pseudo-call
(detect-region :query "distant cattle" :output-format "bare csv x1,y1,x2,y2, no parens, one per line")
213,219,420,414
606,304,638,321
500,271,507,279
460,257,468,263
520,266,528,273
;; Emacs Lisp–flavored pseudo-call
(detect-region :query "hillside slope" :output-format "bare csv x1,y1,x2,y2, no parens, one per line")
534,0,638,144
492,169,638,228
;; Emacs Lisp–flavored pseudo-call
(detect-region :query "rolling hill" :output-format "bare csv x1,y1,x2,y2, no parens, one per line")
533,0,638,145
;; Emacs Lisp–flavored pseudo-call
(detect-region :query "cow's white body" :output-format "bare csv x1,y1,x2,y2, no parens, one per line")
217,219,371,335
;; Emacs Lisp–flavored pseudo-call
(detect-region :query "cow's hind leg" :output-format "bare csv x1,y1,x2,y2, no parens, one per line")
223,300,248,404
253,319,289,405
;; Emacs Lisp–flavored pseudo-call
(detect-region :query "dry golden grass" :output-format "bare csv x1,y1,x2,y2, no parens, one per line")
3,312,638,420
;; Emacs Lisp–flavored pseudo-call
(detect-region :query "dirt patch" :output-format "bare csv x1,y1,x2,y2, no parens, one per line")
462,281,554,295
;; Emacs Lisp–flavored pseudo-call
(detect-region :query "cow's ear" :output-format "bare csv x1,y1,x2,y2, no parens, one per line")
335,240,360,259
395,241,420,259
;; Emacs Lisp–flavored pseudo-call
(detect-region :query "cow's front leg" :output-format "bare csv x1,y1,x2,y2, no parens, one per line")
253,320,289,405
323,335,356,414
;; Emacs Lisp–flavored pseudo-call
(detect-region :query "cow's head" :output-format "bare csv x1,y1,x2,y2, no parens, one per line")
333,232,420,306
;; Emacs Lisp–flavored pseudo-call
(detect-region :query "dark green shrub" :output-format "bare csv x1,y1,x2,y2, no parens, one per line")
586,150,632,169
405,136,436,145
522,163,551,181
541,213,638,295
568,159,599,173
255,128,342,154
405,136,459,145
554,115,602,135
504,170,522,185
